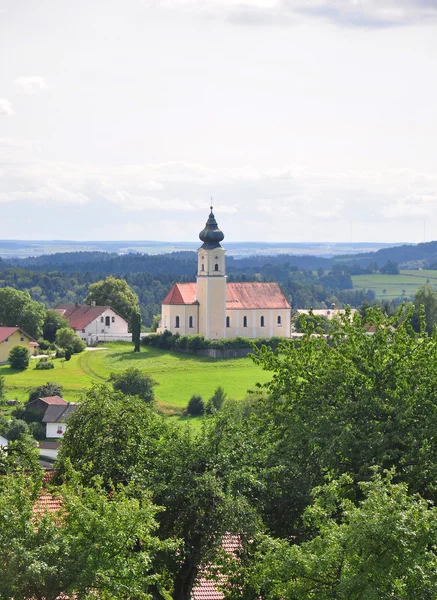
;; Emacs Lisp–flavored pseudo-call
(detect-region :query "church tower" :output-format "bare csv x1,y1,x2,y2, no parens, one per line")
196,207,226,339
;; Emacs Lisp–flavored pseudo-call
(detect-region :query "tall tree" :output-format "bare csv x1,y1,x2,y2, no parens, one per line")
85,275,140,322
43,309,69,342
0,287,45,339
131,308,141,352
411,284,437,335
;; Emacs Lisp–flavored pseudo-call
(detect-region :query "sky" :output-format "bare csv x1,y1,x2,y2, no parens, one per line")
1,0,437,243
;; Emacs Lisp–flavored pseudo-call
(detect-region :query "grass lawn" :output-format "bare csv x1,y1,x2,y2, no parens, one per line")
352,270,437,300
0,343,272,415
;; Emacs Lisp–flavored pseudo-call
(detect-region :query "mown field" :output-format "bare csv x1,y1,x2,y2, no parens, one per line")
0,343,271,415
352,270,437,300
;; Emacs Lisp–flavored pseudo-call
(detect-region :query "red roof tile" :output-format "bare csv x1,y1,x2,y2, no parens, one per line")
40,396,68,405
56,304,127,330
226,282,290,310
0,326,37,343
191,535,240,600
162,283,198,305
162,282,289,310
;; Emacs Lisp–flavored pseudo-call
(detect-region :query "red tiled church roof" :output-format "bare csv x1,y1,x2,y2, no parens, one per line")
56,304,125,330
162,283,198,305
162,282,290,310
226,282,290,310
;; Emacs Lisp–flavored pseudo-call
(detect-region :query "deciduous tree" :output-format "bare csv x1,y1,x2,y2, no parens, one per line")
0,287,45,339
85,275,140,322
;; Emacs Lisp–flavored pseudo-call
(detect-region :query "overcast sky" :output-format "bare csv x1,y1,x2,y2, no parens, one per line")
1,0,437,243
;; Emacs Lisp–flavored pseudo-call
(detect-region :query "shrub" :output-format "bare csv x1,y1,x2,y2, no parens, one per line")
56,327,86,353
186,394,205,416
8,346,30,370
55,348,65,359
206,386,226,413
35,358,55,370
109,368,156,404
28,382,63,405
64,349,72,361
37,339,52,351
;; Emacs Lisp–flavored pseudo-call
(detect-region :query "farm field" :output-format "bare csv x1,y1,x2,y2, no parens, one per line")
0,343,271,415
352,270,437,300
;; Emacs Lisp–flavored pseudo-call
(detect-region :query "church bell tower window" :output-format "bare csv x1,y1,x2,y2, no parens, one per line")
215,263,219,271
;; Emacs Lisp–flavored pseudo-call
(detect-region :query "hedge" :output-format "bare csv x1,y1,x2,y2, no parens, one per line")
142,331,284,351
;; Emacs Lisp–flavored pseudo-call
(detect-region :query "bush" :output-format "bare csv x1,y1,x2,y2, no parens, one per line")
28,382,63,405
56,327,86,353
186,394,205,416
35,357,55,370
109,368,156,404
55,348,65,359
206,386,226,413
142,331,284,353
8,346,30,370
64,349,72,361
37,339,52,351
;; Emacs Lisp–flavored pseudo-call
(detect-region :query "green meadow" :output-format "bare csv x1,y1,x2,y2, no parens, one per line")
352,270,437,300
0,343,271,415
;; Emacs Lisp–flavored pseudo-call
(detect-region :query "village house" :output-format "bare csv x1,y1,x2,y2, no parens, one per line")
55,303,129,345
0,326,39,363
158,208,291,340
42,403,78,439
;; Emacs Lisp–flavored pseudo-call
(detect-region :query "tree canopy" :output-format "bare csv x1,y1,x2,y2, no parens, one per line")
109,367,155,404
0,287,45,339
85,275,140,322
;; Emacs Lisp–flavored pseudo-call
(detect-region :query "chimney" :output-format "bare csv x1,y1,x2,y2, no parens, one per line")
91,301,96,307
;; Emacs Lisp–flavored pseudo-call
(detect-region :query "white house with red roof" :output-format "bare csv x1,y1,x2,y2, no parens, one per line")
55,303,129,345
0,326,39,363
158,208,291,339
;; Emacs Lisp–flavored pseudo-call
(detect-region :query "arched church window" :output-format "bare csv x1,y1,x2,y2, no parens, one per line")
260,315,265,327
243,316,248,328
164,315,167,328
189,316,194,328
175,316,180,329
215,263,219,271
277,315,282,326
201,263,204,271
226,316,230,328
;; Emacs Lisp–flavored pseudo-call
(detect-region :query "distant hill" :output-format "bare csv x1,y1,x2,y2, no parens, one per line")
336,241,437,269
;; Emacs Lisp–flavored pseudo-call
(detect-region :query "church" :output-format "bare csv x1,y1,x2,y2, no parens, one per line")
157,208,291,340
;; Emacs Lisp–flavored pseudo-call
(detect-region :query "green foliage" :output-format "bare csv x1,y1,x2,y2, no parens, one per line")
151,313,161,331
186,394,205,416
56,384,169,485
293,312,336,334
43,309,69,343
232,472,437,599
109,367,156,404
55,327,86,353
379,259,400,275
64,348,72,361
85,275,140,321
411,284,437,335
131,308,141,352
0,287,45,339
8,345,30,370
55,348,65,358
143,332,284,352
207,386,226,413
0,417,29,441
34,357,55,370
0,469,173,600
0,374,4,401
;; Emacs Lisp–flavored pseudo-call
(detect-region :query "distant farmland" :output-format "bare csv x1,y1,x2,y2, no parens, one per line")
352,270,437,300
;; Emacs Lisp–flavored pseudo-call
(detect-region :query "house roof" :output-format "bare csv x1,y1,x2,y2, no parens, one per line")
162,282,290,310
191,535,241,600
42,403,78,423
39,396,68,406
162,283,199,305
0,326,37,343
55,304,127,330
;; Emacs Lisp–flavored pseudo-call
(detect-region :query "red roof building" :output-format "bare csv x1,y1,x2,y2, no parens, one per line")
55,303,129,344
158,209,292,340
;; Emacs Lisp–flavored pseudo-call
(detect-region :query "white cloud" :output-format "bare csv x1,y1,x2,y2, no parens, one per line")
1,139,437,241
0,98,13,116
14,76,48,94
221,0,437,26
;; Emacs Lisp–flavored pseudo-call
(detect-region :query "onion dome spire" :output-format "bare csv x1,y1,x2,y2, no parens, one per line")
199,205,224,249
